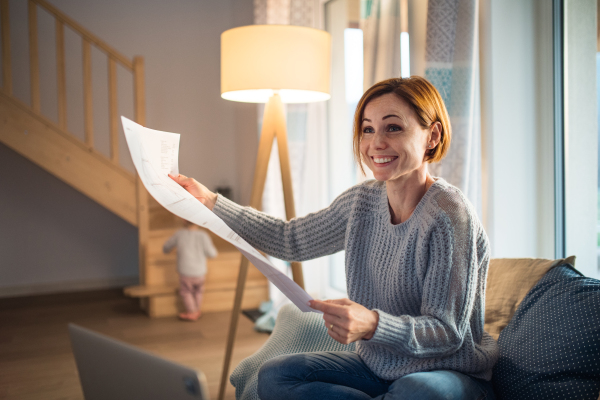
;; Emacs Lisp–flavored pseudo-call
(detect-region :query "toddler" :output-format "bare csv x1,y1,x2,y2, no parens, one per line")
163,220,217,321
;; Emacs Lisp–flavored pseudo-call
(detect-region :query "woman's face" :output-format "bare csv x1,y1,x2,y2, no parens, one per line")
359,93,435,183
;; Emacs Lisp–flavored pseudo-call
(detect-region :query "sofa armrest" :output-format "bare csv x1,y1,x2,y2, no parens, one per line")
230,303,356,400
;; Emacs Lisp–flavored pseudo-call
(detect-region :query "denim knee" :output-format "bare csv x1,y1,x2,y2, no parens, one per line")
386,371,490,400
257,355,296,400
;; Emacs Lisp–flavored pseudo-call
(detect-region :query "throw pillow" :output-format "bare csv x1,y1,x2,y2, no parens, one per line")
484,256,575,340
493,264,600,400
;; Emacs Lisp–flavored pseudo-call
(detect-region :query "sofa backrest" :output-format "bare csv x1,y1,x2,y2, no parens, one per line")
484,256,576,339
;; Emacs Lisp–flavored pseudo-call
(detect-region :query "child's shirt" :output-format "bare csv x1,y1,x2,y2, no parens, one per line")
163,229,217,277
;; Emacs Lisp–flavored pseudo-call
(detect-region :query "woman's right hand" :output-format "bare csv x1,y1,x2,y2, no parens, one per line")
169,173,218,211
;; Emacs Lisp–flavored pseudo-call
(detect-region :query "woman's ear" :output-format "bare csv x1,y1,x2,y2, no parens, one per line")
429,121,442,147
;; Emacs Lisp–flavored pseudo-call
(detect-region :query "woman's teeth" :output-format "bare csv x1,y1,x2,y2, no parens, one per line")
374,157,395,164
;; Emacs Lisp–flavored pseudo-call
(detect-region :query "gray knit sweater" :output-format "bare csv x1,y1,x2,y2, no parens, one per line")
214,178,499,381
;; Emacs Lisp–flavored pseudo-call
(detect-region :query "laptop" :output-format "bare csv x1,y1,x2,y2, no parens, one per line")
68,323,210,400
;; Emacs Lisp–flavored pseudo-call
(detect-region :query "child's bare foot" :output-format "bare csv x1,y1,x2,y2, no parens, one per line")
178,312,197,321
178,311,202,321
190,310,202,320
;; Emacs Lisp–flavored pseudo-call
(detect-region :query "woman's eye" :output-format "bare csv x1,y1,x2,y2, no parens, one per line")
362,127,374,134
388,125,401,132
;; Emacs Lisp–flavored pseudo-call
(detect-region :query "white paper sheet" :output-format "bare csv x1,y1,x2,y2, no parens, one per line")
121,116,316,313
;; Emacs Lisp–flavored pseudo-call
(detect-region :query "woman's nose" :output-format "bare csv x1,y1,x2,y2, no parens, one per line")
373,132,387,149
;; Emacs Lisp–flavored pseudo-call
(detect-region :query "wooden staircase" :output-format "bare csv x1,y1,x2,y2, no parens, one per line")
0,0,268,316
124,198,269,317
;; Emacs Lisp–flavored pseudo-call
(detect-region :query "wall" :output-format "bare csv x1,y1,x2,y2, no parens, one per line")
0,143,139,296
481,0,598,278
480,0,555,260
564,0,598,277
0,0,257,296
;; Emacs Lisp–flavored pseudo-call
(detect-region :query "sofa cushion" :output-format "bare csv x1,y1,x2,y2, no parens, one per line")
484,256,575,339
492,264,600,400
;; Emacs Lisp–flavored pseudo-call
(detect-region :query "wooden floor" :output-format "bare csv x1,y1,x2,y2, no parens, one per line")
0,289,270,400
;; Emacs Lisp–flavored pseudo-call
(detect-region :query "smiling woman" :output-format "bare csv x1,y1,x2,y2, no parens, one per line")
170,76,498,400
353,77,452,224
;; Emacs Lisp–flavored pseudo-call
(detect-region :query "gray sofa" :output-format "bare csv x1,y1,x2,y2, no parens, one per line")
231,256,600,400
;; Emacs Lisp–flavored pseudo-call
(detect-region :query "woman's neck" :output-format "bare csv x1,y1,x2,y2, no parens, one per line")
386,168,435,225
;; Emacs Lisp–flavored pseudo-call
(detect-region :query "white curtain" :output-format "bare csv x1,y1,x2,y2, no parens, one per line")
425,0,481,215
254,0,330,307
361,0,404,88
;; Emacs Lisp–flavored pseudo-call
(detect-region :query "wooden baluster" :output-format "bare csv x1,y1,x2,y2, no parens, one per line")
28,0,40,113
56,19,67,130
133,56,148,289
133,56,145,125
108,56,118,163
31,0,133,70
1,0,12,95
82,40,93,148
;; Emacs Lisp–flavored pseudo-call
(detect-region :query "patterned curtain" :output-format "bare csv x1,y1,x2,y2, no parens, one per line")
254,0,330,309
425,0,482,215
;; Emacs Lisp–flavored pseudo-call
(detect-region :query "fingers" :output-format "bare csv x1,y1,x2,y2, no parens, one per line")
322,313,343,329
169,173,194,186
309,299,350,317
168,173,188,187
327,298,353,305
326,322,352,345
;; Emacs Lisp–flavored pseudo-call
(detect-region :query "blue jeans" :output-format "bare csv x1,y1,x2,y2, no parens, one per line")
257,351,495,400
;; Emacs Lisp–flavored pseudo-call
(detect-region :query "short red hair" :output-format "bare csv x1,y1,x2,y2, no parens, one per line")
353,76,451,173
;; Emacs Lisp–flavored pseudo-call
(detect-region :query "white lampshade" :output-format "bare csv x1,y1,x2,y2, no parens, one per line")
221,25,331,104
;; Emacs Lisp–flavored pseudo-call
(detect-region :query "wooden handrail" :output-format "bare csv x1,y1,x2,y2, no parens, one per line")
30,0,134,70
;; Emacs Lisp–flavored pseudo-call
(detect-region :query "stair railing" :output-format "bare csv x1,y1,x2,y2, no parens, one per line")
1,0,146,159
0,0,149,286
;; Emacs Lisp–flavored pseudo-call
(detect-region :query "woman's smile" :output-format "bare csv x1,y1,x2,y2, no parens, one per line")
372,156,398,165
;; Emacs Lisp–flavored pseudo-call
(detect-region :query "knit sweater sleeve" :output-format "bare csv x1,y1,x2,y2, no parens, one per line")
212,187,357,262
367,194,486,358
162,231,179,254
201,232,218,259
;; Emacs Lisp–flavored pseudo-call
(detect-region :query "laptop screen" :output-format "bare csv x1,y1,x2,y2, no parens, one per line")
69,324,209,400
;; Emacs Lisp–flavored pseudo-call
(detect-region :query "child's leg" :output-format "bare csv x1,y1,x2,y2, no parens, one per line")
179,276,197,313
193,276,207,313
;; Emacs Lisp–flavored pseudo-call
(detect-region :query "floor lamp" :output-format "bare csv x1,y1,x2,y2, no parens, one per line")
218,25,331,400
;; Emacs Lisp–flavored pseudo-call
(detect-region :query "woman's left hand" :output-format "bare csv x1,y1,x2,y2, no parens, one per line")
309,298,379,344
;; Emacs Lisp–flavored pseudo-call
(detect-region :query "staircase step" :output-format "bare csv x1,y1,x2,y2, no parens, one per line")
131,223,269,316
124,277,267,298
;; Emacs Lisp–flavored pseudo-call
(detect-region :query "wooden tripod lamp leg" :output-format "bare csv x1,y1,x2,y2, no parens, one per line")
217,95,277,400
272,95,305,290
218,93,307,400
